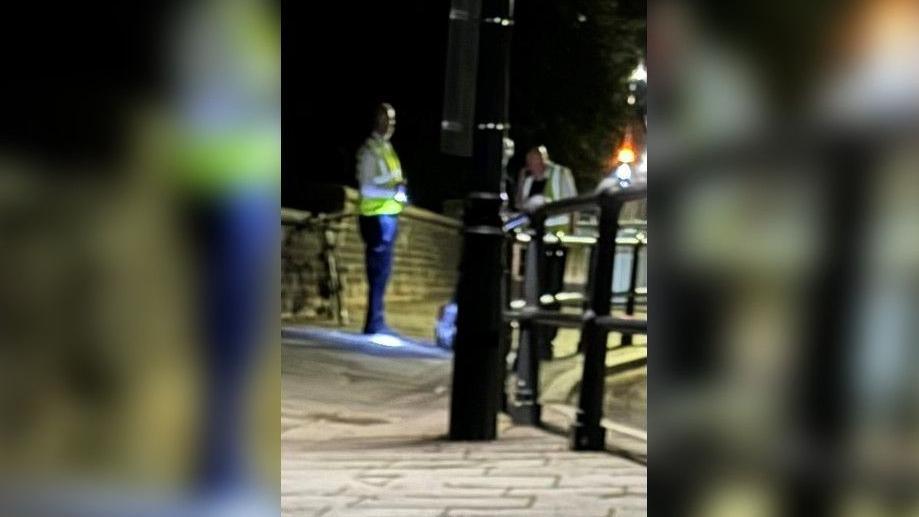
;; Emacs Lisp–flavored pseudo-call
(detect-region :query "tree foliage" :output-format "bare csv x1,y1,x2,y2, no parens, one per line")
510,0,645,191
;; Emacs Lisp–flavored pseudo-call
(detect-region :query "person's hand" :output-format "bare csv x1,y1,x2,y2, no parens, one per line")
394,183,409,204
522,194,546,213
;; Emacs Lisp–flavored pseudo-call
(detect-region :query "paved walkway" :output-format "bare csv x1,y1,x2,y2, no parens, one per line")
282,332,647,516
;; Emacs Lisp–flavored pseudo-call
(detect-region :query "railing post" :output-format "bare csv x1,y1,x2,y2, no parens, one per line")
571,191,622,450
508,215,545,425
620,239,642,346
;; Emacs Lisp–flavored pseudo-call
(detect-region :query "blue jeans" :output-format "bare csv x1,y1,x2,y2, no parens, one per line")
192,192,277,490
359,214,399,334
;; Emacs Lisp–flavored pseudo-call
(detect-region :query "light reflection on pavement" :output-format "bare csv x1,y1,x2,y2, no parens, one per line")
282,326,452,360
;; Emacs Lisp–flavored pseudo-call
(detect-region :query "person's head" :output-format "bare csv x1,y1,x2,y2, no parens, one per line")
526,145,549,175
374,103,396,140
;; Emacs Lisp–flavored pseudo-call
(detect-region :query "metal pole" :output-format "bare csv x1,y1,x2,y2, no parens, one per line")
448,0,514,440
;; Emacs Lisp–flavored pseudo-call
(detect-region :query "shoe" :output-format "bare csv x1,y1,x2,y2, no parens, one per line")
364,325,399,337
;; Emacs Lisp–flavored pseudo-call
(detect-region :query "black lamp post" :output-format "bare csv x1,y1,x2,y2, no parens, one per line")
447,0,514,440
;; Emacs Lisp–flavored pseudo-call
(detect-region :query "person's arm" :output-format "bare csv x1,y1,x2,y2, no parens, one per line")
358,147,400,187
356,147,378,188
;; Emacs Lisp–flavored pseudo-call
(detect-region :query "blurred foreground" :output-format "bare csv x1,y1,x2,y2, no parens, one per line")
0,0,279,514
651,0,919,514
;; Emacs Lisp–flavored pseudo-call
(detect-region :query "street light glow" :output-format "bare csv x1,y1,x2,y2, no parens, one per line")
629,61,647,83
617,147,636,163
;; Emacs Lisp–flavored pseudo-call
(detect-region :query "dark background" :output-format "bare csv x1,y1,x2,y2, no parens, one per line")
282,0,645,213
0,2,178,170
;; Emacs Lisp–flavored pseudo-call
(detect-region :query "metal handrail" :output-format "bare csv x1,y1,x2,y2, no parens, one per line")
537,191,606,217
504,185,647,233
502,184,647,451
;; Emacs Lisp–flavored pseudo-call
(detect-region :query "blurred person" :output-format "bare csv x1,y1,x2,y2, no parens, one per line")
170,0,279,499
515,146,577,358
356,103,408,336
0,1,279,515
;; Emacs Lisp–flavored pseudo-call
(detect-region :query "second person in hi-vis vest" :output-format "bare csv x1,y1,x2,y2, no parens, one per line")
515,145,578,358
356,103,408,335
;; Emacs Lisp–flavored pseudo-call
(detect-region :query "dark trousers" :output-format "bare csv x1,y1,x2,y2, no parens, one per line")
540,243,568,357
359,214,399,334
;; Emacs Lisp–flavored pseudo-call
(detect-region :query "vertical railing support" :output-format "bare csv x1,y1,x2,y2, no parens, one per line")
508,215,545,425
620,239,642,347
571,191,623,450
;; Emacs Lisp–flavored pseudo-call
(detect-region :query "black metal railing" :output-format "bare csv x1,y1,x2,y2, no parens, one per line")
507,226,647,319
502,185,647,451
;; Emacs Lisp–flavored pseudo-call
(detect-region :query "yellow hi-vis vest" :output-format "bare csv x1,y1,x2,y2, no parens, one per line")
358,137,405,216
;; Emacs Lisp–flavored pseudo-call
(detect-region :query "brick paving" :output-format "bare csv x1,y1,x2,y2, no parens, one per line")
282,336,646,516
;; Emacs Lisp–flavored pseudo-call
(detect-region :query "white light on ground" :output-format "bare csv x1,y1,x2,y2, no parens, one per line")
369,334,403,347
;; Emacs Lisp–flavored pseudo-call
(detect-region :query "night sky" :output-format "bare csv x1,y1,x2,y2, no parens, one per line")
283,0,646,213
283,1,460,212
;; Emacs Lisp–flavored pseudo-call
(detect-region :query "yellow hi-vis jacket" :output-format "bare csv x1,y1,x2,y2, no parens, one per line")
518,162,578,228
356,134,405,216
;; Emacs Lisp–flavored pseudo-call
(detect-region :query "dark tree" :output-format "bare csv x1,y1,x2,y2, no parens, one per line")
510,0,646,192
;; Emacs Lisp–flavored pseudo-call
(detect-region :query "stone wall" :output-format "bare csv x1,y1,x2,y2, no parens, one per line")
281,186,461,323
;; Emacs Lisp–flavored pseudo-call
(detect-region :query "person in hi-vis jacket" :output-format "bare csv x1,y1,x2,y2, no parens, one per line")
356,103,408,335
515,146,578,357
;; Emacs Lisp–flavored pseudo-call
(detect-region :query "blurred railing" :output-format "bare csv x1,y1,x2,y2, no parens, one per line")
502,185,647,451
